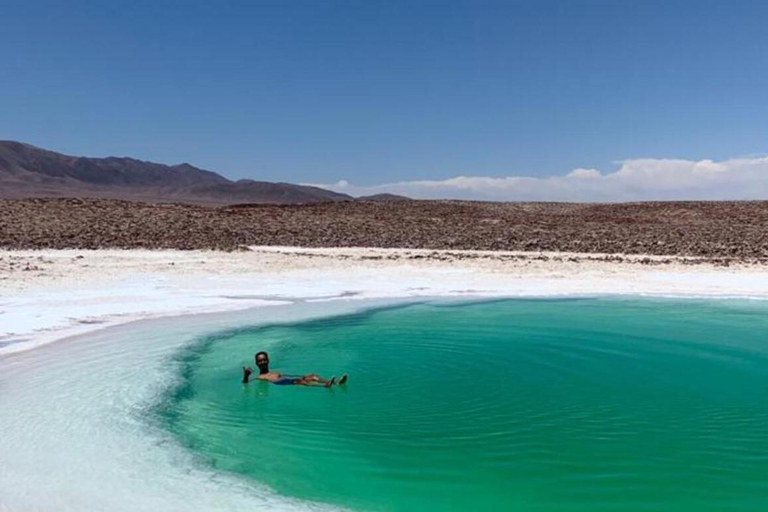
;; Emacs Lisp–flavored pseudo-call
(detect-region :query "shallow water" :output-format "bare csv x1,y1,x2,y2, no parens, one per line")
160,298,768,512
0,299,384,512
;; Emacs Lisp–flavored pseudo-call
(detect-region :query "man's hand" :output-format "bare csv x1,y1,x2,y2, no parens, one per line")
242,366,253,383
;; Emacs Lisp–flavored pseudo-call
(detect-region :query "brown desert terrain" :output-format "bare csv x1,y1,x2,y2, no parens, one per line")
2,198,767,262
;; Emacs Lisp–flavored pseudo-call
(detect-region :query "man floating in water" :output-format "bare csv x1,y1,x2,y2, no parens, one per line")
242,351,348,387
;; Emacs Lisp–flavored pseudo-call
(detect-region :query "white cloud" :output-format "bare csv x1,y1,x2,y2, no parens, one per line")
567,168,601,179
305,156,768,202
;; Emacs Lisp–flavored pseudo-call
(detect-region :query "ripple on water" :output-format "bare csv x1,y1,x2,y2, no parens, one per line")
159,298,768,512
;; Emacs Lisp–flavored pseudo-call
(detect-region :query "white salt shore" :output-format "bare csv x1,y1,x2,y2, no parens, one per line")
3,246,768,355
3,246,768,512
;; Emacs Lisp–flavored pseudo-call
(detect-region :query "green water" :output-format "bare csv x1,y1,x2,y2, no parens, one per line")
160,298,768,511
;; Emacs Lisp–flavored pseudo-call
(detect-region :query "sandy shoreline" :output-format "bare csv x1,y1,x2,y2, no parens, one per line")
4,246,768,356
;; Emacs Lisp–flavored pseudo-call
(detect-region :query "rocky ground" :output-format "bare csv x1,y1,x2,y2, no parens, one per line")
2,198,768,261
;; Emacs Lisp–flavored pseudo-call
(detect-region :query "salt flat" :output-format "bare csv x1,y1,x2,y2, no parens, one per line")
3,246,768,356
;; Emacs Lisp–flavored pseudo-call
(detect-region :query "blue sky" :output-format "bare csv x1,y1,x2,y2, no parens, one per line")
2,1,767,199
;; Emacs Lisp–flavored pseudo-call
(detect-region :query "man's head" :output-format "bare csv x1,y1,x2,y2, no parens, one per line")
255,351,270,374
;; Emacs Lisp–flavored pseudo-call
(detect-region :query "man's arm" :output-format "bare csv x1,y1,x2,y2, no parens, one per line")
242,366,253,383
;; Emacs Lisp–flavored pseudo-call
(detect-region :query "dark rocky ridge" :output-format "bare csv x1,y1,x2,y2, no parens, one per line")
0,140,352,205
2,198,768,261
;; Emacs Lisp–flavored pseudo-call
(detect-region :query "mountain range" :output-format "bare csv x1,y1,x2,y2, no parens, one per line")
0,141,405,205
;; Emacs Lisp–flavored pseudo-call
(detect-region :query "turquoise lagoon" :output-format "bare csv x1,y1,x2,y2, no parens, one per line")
159,298,768,511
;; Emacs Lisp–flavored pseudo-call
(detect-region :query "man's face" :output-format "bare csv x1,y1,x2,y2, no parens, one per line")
256,353,269,372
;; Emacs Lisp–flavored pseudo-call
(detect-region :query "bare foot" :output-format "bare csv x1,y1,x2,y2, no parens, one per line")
325,376,336,388
339,373,348,385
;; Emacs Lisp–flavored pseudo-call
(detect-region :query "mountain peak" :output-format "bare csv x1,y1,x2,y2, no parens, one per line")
0,140,354,205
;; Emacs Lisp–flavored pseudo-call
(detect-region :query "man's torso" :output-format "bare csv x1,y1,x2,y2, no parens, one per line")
258,371,283,382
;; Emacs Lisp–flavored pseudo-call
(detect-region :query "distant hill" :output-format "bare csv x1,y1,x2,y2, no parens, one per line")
356,193,411,201
0,141,354,205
